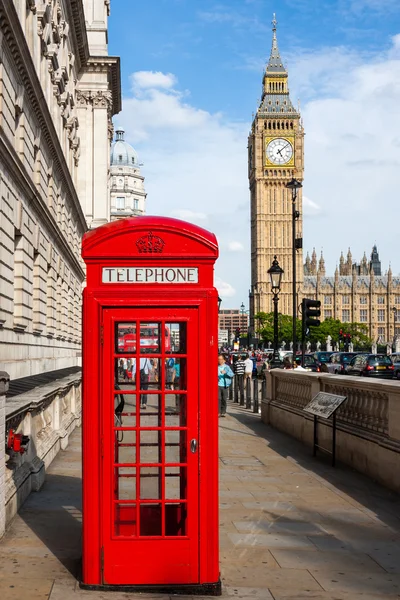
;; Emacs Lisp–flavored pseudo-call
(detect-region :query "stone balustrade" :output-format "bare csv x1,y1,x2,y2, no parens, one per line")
262,370,400,492
0,370,81,538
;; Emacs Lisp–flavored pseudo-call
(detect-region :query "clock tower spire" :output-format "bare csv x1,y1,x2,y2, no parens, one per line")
249,15,304,326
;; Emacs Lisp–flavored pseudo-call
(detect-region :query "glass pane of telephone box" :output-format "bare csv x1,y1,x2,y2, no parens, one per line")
139,322,160,354
114,430,136,465
137,358,161,393
165,430,187,464
166,323,187,354
139,430,162,464
139,394,161,427
115,467,136,500
165,503,187,537
140,504,162,536
116,323,137,354
114,503,137,537
165,467,187,500
165,395,187,426
114,392,137,428
115,358,137,388
140,467,161,500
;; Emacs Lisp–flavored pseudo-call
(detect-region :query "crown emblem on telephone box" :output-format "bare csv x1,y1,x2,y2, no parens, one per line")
136,231,165,254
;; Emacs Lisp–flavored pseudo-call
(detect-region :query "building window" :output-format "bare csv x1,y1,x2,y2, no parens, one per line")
360,296,367,305
132,157,135,164
342,295,350,305
116,197,125,210
133,199,139,210
377,309,385,322
325,310,332,319
342,310,350,322
118,155,123,162
360,309,367,322
118,178,123,186
324,296,331,305
395,296,400,305
377,327,385,337
377,296,385,304
395,327,400,335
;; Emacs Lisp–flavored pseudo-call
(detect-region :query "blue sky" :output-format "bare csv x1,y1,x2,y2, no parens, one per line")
108,0,400,307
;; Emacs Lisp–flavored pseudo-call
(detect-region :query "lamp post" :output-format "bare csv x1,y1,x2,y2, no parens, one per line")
268,256,284,368
240,302,251,348
286,177,303,358
392,306,397,351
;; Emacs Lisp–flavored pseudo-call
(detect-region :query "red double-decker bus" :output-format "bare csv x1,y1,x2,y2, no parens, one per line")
117,323,171,353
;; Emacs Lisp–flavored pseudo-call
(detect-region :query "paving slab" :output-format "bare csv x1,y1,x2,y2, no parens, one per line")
1,402,400,599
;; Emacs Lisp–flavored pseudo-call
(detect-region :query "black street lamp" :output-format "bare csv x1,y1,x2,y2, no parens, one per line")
286,177,303,358
240,302,251,348
392,306,397,351
268,256,284,368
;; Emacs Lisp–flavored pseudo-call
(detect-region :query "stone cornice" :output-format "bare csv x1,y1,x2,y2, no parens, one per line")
0,0,88,235
65,0,90,71
86,56,121,115
0,133,85,281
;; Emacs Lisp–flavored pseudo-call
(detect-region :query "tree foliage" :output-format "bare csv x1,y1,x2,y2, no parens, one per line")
254,313,372,349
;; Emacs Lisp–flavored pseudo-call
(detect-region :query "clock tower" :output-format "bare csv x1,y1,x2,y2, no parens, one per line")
249,15,304,326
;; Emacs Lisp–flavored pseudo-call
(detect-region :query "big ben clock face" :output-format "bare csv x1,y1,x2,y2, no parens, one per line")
266,138,293,165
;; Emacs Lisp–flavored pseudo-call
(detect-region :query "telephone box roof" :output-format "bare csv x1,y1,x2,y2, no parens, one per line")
82,215,219,259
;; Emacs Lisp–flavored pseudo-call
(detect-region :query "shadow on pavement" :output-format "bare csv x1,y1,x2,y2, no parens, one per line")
18,472,82,578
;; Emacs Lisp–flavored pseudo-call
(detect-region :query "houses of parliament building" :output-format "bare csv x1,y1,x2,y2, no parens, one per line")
249,17,400,344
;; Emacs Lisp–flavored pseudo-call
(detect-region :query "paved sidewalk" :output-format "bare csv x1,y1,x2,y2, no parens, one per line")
1,401,400,599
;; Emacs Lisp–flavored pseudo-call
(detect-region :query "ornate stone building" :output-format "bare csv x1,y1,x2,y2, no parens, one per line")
109,127,146,220
249,17,400,344
0,0,121,380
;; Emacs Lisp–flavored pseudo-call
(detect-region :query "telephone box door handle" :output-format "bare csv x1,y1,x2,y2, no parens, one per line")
190,439,198,453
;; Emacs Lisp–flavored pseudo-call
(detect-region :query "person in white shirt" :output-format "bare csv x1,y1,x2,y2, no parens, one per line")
244,354,253,383
132,357,151,408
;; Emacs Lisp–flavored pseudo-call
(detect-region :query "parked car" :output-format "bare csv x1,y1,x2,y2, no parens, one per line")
324,352,360,374
312,351,334,369
346,354,394,378
390,352,400,380
294,354,320,372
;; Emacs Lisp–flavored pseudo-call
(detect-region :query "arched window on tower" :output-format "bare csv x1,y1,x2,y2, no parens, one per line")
273,121,276,129
277,122,280,130
268,121,271,129
290,122,294,129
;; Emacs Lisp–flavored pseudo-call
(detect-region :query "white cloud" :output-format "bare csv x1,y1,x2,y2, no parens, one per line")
288,36,400,275
303,196,322,217
117,71,249,305
170,209,207,223
131,71,177,91
117,36,400,309
215,277,236,298
227,241,245,252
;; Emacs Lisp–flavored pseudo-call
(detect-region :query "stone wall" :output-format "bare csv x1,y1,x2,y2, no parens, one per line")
262,370,400,492
1,371,81,538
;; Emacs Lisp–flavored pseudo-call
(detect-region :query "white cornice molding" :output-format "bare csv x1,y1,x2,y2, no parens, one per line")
0,0,88,234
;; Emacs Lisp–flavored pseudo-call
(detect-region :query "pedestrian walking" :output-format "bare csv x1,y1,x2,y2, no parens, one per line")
218,354,234,417
244,354,253,383
234,355,246,377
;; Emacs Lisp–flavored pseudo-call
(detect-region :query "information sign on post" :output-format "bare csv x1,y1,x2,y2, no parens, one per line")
303,392,347,466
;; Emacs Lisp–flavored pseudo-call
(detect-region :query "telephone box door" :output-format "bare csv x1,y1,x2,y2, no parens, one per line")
101,308,199,585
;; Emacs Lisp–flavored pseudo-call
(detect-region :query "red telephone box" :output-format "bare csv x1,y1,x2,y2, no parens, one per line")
81,216,221,595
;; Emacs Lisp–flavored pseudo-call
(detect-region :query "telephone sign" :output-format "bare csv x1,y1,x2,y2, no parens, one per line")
81,216,221,595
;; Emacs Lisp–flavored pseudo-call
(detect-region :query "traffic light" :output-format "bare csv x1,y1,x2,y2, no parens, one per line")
234,328,241,341
339,329,343,341
302,298,321,333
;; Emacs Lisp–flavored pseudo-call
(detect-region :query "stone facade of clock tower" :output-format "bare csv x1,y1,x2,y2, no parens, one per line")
249,17,304,325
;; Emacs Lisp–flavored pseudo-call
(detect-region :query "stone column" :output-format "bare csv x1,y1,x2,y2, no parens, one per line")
0,371,9,539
